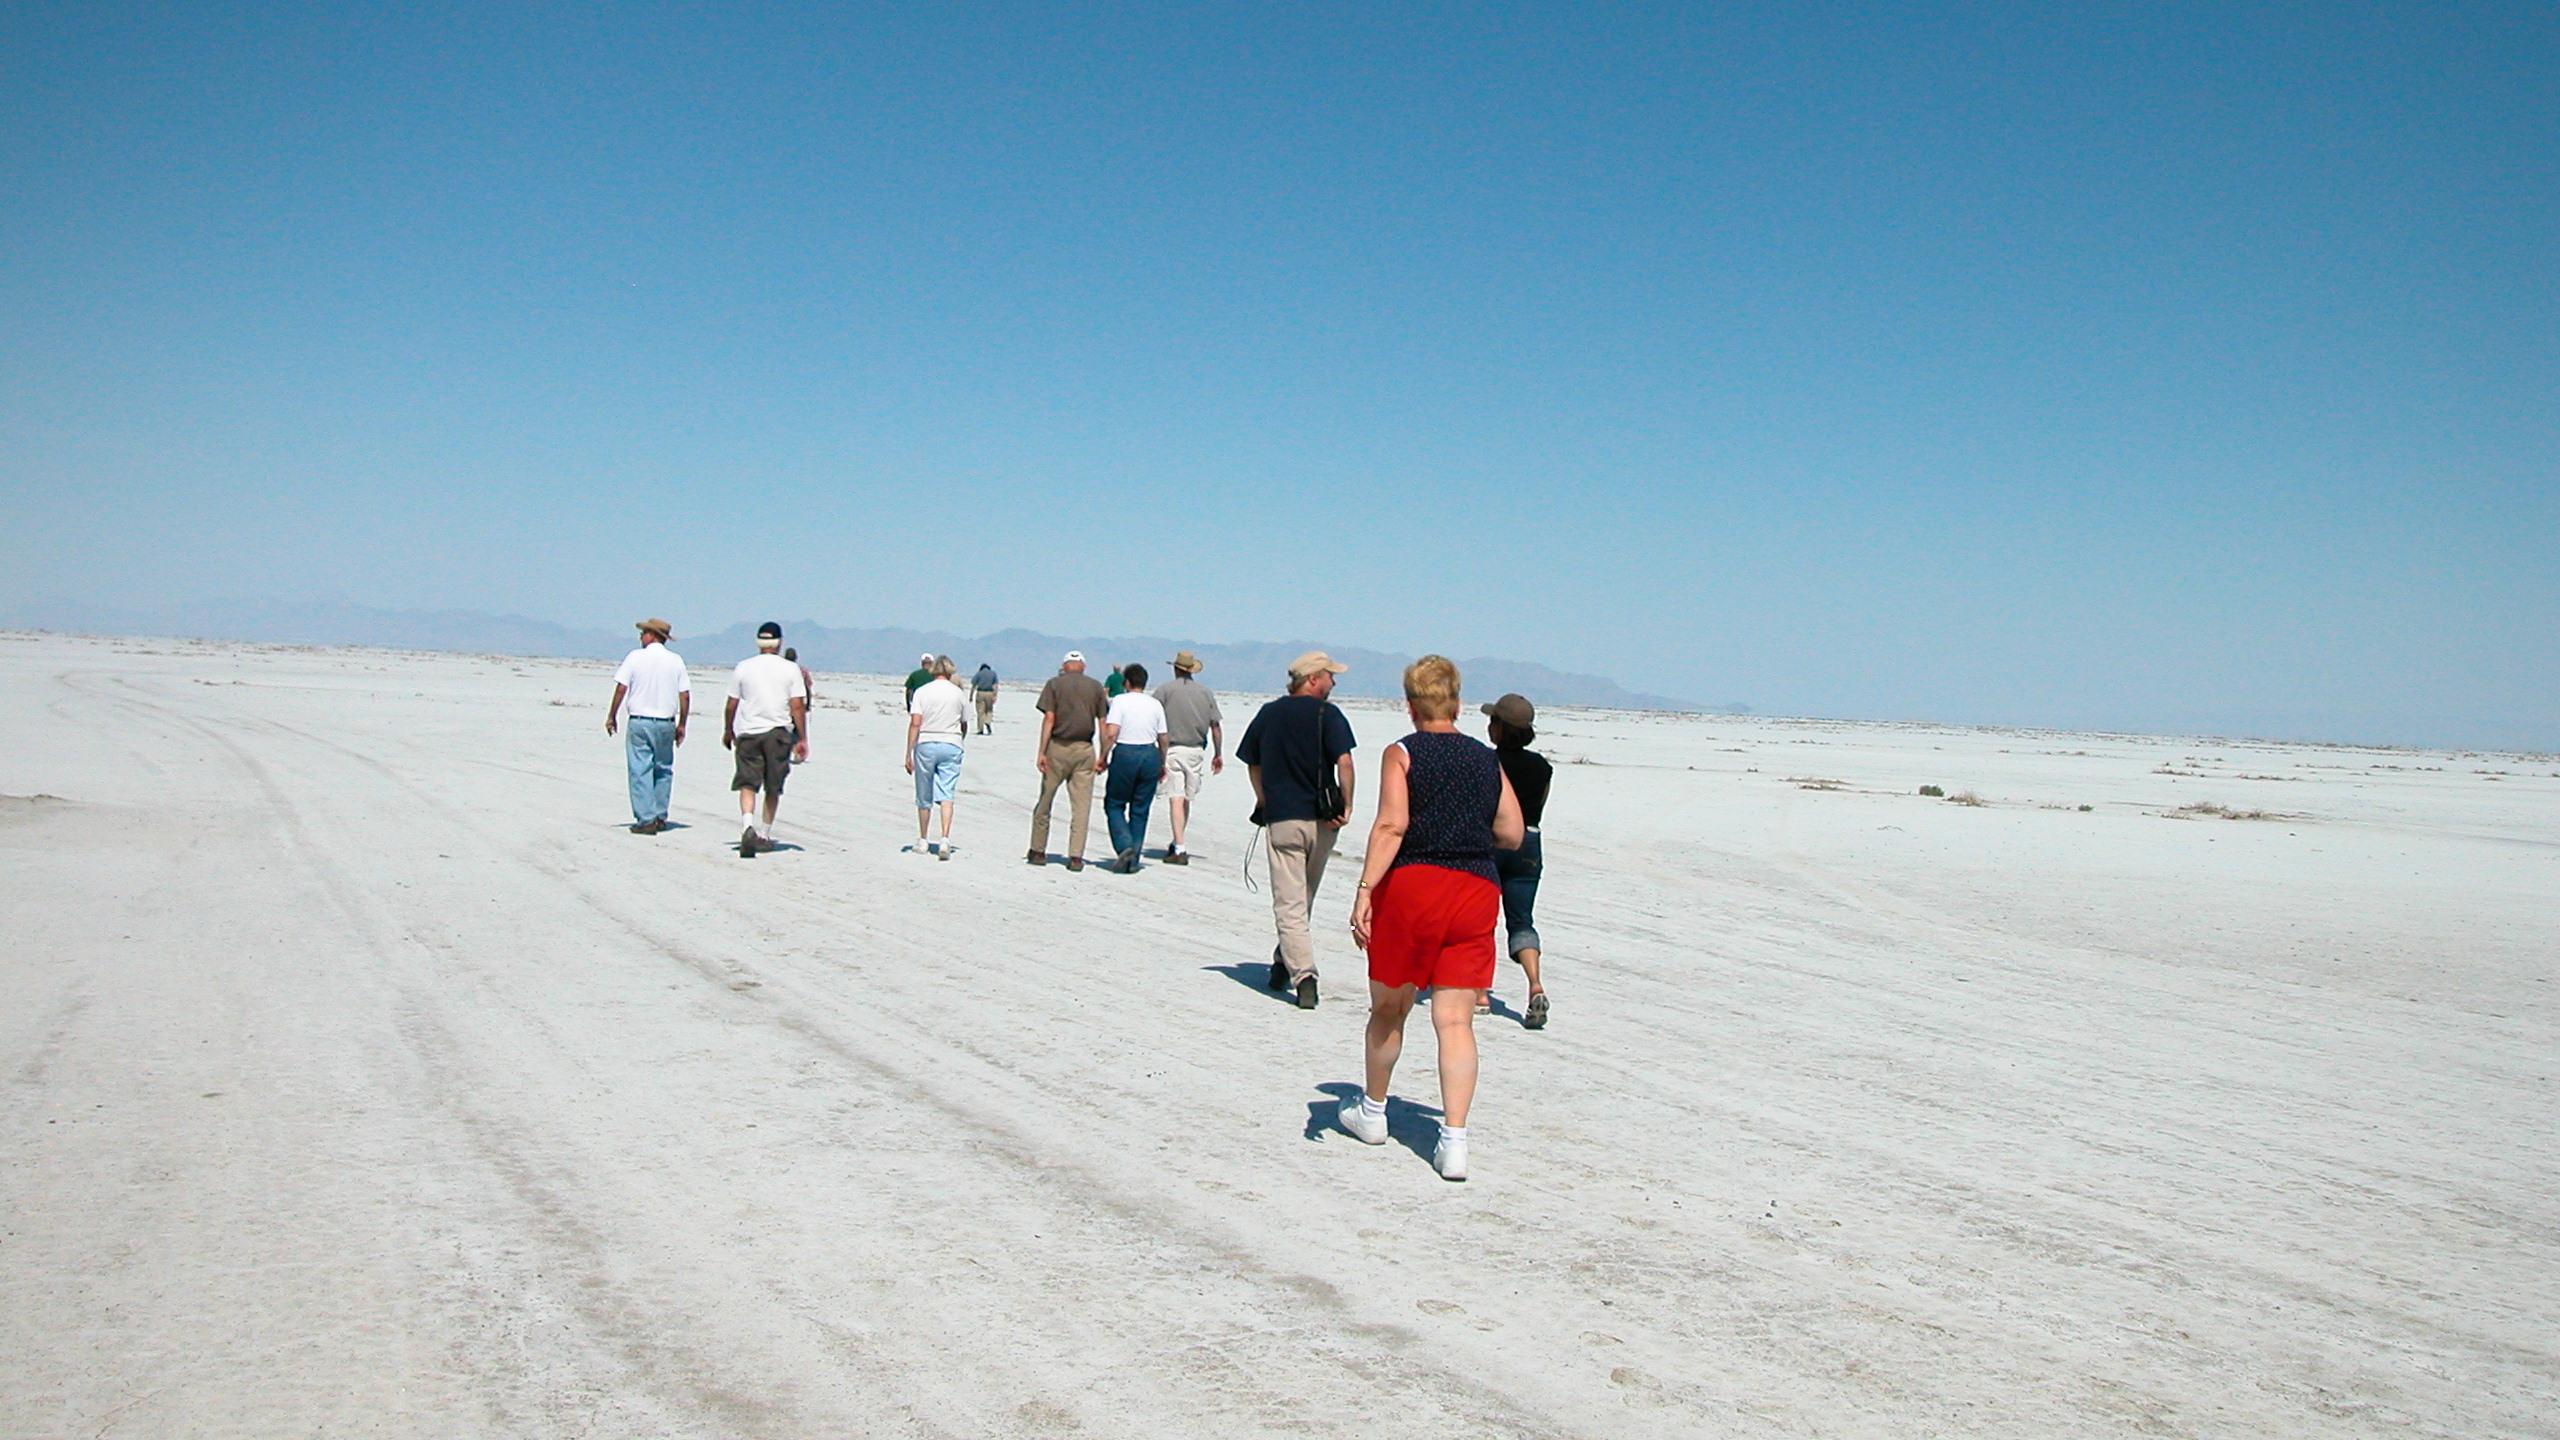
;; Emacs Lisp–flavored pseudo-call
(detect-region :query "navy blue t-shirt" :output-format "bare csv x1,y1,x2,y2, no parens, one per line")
1236,694,1356,824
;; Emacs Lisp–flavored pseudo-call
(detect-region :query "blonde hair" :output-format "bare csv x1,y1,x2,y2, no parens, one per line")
932,655,957,679
1402,654,1461,722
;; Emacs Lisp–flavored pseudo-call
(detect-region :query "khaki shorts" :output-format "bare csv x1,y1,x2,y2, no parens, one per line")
1162,745,1209,799
731,728,793,794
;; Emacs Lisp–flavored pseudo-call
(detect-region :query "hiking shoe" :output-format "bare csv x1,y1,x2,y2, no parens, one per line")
1268,955,1289,992
630,822,652,834
1164,850,1189,866
1524,992,1550,1030
1066,857,1085,872
1295,975,1319,1010
1338,1098,1388,1145
739,824,758,859
1433,1133,1468,1182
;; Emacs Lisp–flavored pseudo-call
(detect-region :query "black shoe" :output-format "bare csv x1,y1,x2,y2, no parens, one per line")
1295,975,1319,1010
1268,955,1289,991
1116,848,1140,873
740,825,758,859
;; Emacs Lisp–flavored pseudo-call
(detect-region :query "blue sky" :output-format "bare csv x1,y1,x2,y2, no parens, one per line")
4,4,2554,748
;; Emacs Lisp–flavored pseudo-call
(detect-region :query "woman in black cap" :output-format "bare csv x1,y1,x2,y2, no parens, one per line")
1482,693,1553,1029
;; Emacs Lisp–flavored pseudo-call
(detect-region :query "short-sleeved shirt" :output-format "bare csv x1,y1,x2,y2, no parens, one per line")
1104,671,1127,697
904,668,933,704
728,653,807,737
614,645,690,719
909,677,970,743
1156,676,1223,748
973,666,998,692
1036,672,1111,746
1105,692,1169,747
1236,693,1357,824
1496,746,1553,828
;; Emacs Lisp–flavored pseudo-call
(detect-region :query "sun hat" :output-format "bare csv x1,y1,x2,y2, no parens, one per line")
635,618,673,640
919,651,934,664
1172,650,1203,674
1063,649,1086,663
1287,651,1348,681
1481,693,1535,728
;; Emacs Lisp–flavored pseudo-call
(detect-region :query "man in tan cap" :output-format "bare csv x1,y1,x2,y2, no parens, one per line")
1155,650,1224,865
1236,651,1356,1008
605,619,690,834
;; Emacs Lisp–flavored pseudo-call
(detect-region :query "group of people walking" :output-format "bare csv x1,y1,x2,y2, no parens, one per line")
606,620,1556,1180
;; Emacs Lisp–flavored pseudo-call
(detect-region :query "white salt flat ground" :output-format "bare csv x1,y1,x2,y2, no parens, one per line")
2,631,2553,1438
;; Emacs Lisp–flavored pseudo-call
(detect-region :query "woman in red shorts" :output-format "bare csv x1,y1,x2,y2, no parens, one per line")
1340,655,1525,1180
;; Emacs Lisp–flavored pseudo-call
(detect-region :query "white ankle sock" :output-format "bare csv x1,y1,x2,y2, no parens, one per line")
758,820,774,839
1360,1095,1386,1119
1439,1124,1467,1143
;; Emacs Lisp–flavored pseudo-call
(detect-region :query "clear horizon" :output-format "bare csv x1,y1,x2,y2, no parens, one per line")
5,7,2554,751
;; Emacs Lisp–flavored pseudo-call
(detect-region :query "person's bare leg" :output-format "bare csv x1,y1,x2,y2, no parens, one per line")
761,794,778,828
1365,982,1416,1102
1169,795,1189,852
1430,987,1480,1128
737,788,756,821
937,800,955,841
916,808,931,844
1517,945,1545,996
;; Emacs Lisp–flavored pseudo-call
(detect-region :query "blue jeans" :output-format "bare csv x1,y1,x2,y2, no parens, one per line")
1495,828,1543,955
1104,746,1164,860
625,716,676,823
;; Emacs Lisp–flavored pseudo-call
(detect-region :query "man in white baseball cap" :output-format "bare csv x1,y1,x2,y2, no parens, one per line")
1027,650,1110,869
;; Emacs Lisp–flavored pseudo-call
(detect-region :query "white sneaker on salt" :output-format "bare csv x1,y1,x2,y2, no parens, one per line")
1338,1098,1388,1145
1433,1134,1468,1181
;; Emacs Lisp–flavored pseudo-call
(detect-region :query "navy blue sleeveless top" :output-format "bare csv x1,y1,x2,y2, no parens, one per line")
1389,730,1502,884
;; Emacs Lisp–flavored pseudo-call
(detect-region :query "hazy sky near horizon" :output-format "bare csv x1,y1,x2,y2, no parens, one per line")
5,5,2555,748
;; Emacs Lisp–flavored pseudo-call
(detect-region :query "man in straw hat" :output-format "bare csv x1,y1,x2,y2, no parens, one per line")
606,618,690,834
1237,651,1356,1009
1155,649,1224,865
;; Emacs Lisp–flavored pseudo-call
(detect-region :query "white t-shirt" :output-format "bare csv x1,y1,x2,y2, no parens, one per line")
727,652,807,736
1105,692,1170,747
613,644,690,719
909,676,970,744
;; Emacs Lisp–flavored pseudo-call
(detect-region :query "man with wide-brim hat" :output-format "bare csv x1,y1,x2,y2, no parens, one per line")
606,619,691,834
1156,650,1224,865
1236,650,1357,1009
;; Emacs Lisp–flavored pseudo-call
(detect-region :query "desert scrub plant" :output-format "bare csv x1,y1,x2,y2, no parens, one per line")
2173,801,2277,820
1946,790,1986,807
1789,776,1846,790
1918,784,1945,797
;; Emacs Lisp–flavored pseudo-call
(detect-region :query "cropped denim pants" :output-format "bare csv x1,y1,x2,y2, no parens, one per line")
1494,827,1544,955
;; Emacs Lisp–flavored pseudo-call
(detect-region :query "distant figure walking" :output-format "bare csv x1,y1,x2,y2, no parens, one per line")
1238,652,1356,1010
1338,656,1524,1181
907,655,970,859
724,622,809,859
1100,662,1169,872
784,647,815,761
1484,693,1554,1029
606,618,689,834
904,652,935,707
1105,664,1128,698
972,661,999,735
1027,650,1110,871
1156,650,1224,865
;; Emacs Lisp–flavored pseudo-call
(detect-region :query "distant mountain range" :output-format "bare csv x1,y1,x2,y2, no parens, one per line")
7,598,1739,713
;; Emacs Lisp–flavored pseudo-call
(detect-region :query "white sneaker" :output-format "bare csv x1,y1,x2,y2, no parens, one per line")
1338,1098,1388,1145
1433,1133,1468,1181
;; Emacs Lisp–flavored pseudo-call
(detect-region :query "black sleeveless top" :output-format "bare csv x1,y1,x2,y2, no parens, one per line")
1389,730,1502,884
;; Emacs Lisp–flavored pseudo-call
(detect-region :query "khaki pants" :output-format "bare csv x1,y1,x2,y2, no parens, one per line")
1266,818,1339,984
975,690,995,730
1030,740,1096,858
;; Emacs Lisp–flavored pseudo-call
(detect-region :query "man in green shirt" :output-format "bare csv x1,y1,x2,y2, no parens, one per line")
1104,665,1127,698
904,651,934,706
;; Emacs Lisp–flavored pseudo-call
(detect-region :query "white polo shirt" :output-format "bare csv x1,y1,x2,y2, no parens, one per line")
728,652,807,736
614,644,690,719
909,677,970,743
1105,692,1169,747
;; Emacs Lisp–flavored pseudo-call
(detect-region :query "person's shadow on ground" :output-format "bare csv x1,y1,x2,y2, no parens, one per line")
1199,963,1303,1006
1305,1080,1440,1165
